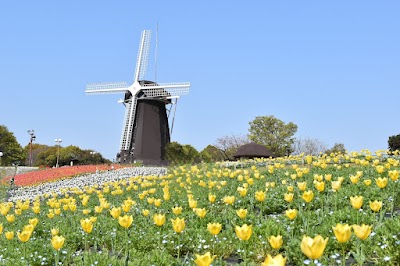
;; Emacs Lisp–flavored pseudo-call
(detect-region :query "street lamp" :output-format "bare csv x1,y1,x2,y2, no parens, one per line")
55,138,62,168
0,151,3,166
27,130,36,167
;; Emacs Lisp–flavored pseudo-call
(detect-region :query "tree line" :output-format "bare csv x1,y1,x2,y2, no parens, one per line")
0,125,110,167
2,118,399,166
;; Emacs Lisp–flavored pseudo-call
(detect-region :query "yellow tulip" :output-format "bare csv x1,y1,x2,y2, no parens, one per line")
121,203,132,212
332,223,351,243
350,196,363,210
6,214,15,223
51,228,59,236
194,208,207,218
118,215,133,229
268,235,283,249
261,254,287,266
223,196,235,205
154,199,162,207
15,208,22,216
300,235,328,259
172,206,182,215
255,191,266,202
236,208,248,219
23,224,34,233
90,216,97,223
189,199,198,209
331,181,341,191
237,187,248,197
109,207,122,219
68,204,76,212
94,206,103,214
54,208,61,215
82,209,91,215
29,218,39,227
17,230,32,243
314,181,325,192
207,222,222,235
0,223,3,234
324,174,332,181
194,251,216,266
369,200,382,212
375,177,388,189
287,186,294,192
350,175,360,184
51,235,65,251
153,214,166,227
285,209,298,220
302,190,314,203
235,224,252,241
5,231,14,240
352,224,372,240
32,206,40,214
142,209,150,216
208,194,216,203
284,193,294,203
375,165,385,174
171,218,185,233
389,170,399,181
297,182,307,191
147,197,155,205
80,218,93,233
47,212,55,219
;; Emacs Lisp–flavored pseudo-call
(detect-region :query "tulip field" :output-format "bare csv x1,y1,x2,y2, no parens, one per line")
0,151,399,265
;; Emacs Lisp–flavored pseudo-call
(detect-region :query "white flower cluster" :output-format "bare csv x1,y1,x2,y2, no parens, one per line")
7,167,167,202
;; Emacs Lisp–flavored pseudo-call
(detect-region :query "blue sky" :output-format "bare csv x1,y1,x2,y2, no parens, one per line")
1,1,399,160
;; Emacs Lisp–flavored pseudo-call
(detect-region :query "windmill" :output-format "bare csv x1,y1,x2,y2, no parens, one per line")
86,30,190,165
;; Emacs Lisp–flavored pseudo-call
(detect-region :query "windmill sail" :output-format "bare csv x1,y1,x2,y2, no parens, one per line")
134,30,151,82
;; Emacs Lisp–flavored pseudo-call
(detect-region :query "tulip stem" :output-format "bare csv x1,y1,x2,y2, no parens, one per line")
391,185,396,218
54,250,59,266
342,245,346,266
158,227,163,250
177,235,181,260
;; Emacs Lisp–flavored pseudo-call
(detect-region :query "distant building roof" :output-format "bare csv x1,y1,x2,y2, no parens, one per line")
234,142,275,159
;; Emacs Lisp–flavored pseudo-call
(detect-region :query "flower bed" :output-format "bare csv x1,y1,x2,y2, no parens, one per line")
0,151,398,265
2,164,124,186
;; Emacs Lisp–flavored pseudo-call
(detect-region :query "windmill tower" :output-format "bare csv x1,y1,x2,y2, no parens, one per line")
86,30,190,165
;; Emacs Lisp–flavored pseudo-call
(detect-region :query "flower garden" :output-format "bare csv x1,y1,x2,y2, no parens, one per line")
0,150,399,265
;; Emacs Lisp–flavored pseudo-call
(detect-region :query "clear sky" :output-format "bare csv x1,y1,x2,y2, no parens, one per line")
1,1,399,160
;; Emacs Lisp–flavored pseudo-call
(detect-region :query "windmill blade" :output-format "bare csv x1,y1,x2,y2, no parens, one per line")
86,82,128,95
142,82,190,98
133,30,151,82
119,97,138,151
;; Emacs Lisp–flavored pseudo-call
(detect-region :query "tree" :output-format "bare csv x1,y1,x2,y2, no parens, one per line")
248,116,298,157
325,143,346,155
388,134,400,152
200,145,225,162
23,143,50,166
292,137,328,156
215,134,250,160
165,142,186,165
182,145,201,164
35,144,110,167
0,125,26,166
165,142,201,165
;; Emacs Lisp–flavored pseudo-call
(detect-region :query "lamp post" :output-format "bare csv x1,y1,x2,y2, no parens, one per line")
55,138,62,168
0,151,3,166
27,130,36,167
